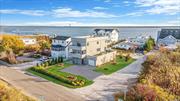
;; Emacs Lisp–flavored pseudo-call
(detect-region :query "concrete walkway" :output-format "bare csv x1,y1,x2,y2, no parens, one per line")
74,56,146,101
0,67,84,101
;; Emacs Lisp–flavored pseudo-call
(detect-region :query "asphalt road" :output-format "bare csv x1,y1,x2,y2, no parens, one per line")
0,67,84,101
74,55,146,101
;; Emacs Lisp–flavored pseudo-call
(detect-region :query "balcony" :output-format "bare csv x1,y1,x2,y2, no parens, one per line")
69,45,86,50
70,53,86,58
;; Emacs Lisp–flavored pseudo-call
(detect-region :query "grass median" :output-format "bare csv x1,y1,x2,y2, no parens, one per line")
26,63,93,88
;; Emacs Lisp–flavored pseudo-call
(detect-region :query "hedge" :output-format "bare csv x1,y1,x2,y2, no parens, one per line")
31,67,73,85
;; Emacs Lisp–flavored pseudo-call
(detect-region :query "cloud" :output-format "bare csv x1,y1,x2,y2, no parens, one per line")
24,21,82,26
167,18,180,25
3,21,179,26
123,11,144,16
93,6,108,10
0,7,118,18
135,0,180,15
0,9,46,16
52,7,117,18
104,0,111,3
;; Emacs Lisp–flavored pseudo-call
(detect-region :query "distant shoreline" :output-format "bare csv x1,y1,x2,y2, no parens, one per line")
1,25,180,28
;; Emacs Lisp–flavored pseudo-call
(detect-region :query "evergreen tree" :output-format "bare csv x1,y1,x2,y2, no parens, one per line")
144,37,155,51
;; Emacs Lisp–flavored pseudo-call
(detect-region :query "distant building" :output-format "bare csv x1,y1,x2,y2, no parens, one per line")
21,38,37,45
158,29,180,46
51,36,71,59
93,29,119,43
124,36,150,49
69,36,116,66
113,42,135,50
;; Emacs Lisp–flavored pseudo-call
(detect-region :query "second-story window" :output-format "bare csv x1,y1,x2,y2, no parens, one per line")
97,41,99,44
87,42,89,46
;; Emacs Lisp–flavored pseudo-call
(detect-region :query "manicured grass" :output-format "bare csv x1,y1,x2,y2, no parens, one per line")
94,57,135,75
26,62,93,88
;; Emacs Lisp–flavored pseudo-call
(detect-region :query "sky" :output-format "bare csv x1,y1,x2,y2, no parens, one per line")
0,0,180,26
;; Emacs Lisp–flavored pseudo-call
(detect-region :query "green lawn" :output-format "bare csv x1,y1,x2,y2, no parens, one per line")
94,57,135,75
27,62,93,88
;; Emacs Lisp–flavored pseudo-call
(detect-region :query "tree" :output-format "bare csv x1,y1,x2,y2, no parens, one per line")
5,48,17,64
1,35,25,54
39,40,51,51
25,44,40,52
61,57,63,63
144,37,155,51
0,45,5,53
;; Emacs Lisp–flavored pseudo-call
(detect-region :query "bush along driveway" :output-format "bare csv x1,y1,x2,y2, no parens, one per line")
27,59,93,88
94,56,135,75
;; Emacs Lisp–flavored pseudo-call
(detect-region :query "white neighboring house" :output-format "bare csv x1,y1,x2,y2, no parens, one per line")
51,36,71,59
21,38,37,45
93,29,119,43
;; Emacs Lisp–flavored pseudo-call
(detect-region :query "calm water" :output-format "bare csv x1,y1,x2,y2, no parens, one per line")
0,26,180,41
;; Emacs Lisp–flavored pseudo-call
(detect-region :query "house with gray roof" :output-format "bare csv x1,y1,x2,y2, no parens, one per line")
158,29,180,46
51,36,71,59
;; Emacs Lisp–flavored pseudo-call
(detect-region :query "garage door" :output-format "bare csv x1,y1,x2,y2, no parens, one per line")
88,59,95,66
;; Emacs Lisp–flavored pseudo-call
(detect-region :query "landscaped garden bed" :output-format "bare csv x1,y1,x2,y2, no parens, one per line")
94,55,135,75
27,58,93,88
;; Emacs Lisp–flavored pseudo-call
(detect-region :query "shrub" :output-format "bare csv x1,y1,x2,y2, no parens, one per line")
32,54,41,58
118,55,123,59
126,84,157,101
61,57,63,62
31,67,85,87
125,54,131,62
44,62,49,67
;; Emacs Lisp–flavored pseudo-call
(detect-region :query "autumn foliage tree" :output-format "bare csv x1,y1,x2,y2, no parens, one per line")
0,35,25,63
1,35,25,54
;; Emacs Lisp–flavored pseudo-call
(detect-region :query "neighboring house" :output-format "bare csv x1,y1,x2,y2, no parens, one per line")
158,29,180,46
127,36,149,48
113,42,135,50
51,36,71,59
21,38,37,45
93,29,119,43
70,36,116,66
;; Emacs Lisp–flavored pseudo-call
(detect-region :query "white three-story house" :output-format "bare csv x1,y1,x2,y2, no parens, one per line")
51,36,71,59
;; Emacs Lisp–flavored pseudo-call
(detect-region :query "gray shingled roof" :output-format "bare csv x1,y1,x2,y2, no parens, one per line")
53,36,70,40
159,29,180,39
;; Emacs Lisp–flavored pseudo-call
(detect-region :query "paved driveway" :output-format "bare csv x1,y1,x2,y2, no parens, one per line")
61,65,102,80
73,56,146,101
0,67,84,101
